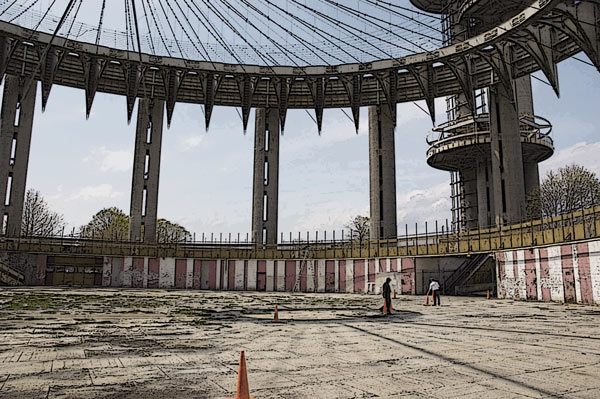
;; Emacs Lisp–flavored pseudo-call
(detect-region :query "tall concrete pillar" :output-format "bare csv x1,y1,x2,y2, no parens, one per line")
489,83,526,225
462,167,478,230
515,75,540,199
129,98,164,243
0,75,36,236
369,105,397,240
476,159,494,229
251,108,279,245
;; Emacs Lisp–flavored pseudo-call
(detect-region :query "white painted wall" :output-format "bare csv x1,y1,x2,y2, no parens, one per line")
235,260,245,290
345,259,354,293
186,259,194,289
266,260,275,291
159,258,175,288
122,257,133,288
317,260,326,292
547,246,565,302
588,241,600,304
247,260,257,291
276,261,285,291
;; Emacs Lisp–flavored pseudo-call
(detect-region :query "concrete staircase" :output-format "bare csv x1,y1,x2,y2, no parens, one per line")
443,254,493,295
0,261,25,286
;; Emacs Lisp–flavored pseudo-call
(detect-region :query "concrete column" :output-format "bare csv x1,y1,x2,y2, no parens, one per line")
369,105,397,240
462,167,478,230
0,75,36,236
251,108,279,245
476,159,494,229
489,83,526,225
515,75,534,119
129,98,164,243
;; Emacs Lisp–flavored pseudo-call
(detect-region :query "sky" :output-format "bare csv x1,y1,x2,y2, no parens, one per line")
15,53,600,240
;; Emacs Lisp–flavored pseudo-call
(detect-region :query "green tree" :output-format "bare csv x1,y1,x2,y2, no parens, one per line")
80,207,129,240
156,218,192,243
527,164,600,219
21,189,64,237
345,215,370,241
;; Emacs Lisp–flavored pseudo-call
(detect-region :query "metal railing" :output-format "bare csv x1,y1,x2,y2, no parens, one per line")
1,206,600,260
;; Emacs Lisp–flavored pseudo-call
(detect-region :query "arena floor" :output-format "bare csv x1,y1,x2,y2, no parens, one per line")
0,288,598,398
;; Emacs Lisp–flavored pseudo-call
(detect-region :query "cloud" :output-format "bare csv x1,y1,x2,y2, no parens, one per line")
179,135,206,151
83,146,132,172
69,184,123,201
540,141,600,177
397,182,452,229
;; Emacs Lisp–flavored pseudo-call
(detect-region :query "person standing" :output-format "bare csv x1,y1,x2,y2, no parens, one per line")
428,278,441,306
382,277,392,315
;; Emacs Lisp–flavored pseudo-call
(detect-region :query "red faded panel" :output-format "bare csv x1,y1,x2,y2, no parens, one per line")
228,260,236,291
561,245,576,303
368,260,375,282
354,260,365,293
390,258,397,272
207,261,217,290
175,259,187,289
338,260,346,292
524,250,537,300
378,259,386,273
273,261,278,292
325,260,335,292
401,258,414,271
36,255,47,285
299,262,307,292
148,258,160,288
539,248,551,301
257,261,266,291
193,260,202,290
577,243,594,304
285,261,296,291
244,260,248,291
132,258,144,288
497,252,505,263
401,270,414,294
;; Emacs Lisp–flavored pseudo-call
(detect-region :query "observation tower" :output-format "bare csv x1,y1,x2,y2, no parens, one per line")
411,0,558,230
412,0,555,231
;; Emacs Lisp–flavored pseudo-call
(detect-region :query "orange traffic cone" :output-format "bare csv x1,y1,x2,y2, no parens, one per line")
486,290,490,300
382,300,392,313
424,294,429,306
229,350,254,399
393,291,397,299
272,304,280,322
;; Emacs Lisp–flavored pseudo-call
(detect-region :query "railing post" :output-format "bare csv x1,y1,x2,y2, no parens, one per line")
415,223,418,256
425,221,428,255
435,220,439,255
405,224,409,256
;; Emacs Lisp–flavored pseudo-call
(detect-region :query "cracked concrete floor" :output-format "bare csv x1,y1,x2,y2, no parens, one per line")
0,288,599,398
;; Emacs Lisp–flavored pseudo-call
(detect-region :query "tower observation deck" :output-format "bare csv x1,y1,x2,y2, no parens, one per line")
411,0,557,231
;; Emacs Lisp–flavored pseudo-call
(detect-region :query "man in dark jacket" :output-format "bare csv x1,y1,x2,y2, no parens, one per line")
382,277,392,315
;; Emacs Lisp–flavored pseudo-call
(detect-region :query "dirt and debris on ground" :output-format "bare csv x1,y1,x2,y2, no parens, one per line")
0,287,598,398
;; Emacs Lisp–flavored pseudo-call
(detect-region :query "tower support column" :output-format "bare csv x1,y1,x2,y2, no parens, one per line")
129,98,164,243
489,83,526,225
0,75,37,236
369,105,397,240
251,108,279,245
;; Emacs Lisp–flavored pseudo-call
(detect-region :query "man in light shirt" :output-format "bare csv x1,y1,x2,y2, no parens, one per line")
428,278,441,306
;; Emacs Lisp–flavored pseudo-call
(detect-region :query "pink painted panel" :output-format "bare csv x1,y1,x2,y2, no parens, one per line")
378,259,386,273
561,245,576,303
390,258,398,272
368,260,375,282
401,258,415,272
36,255,47,285
325,260,335,292
193,260,201,289
228,260,236,291
285,261,296,291
207,260,217,290
273,261,278,292
577,243,594,304
257,261,266,291
175,259,187,289
132,258,144,288
300,262,307,292
539,248,551,301
148,258,160,288
524,250,537,300
354,260,365,293
338,260,346,292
